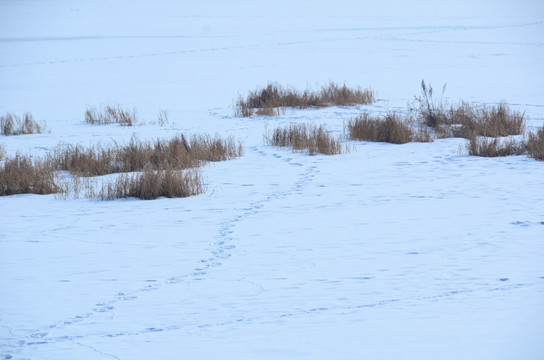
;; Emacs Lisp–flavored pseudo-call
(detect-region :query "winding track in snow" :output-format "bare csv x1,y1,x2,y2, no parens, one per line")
3,143,536,359
3,141,540,359
1,145,319,358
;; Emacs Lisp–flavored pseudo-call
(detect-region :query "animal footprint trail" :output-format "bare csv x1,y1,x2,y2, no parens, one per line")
2,145,322,360
199,146,321,276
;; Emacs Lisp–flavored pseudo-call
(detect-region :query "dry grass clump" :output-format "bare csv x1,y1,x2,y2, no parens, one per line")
450,101,525,138
97,167,204,200
189,134,243,162
50,134,242,176
527,126,544,161
236,82,375,117
412,125,434,143
85,104,137,126
0,144,5,160
0,132,241,200
0,154,58,196
411,80,449,129
1,112,46,135
411,81,529,159
265,123,344,155
411,81,525,139
319,82,375,106
466,136,526,157
478,103,524,137
347,113,432,144
51,144,116,177
10,132,241,199
156,109,169,126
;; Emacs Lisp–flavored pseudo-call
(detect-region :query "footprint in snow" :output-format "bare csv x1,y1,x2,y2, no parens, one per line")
94,304,114,312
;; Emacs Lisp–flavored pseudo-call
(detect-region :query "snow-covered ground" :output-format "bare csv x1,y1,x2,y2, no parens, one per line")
1,1,543,359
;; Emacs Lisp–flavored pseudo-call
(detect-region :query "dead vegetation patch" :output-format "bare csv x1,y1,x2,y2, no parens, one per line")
50,134,242,177
1,112,46,135
236,82,375,117
527,126,544,161
0,154,58,196
2,133,241,199
96,167,204,200
466,136,526,158
85,104,138,126
411,81,525,139
265,123,344,155
346,113,432,144
156,109,169,126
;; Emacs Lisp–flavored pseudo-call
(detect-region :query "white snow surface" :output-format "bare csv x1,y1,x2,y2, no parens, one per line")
1,1,544,359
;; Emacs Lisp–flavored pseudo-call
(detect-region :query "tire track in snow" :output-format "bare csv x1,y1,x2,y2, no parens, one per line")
0,145,319,359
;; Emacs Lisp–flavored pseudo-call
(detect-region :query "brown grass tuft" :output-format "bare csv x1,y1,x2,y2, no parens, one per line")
466,136,526,157
0,154,58,196
2,130,242,199
1,112,46,135
188,134,244,162
54,133,242,200
452,102,525,138
85,104,137,126
97,167,204,200
157,109,169,126
527,126,544,161
265,123,344,155
411,80,449,128
49,134,242,176
412,125,434,143
347,113,432,144
411,81,525,139
236,82,375,117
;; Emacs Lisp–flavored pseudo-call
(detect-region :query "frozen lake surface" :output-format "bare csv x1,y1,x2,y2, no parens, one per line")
1,1,543,359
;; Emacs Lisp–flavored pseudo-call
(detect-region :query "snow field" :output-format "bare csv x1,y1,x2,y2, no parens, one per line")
1,0,544,359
